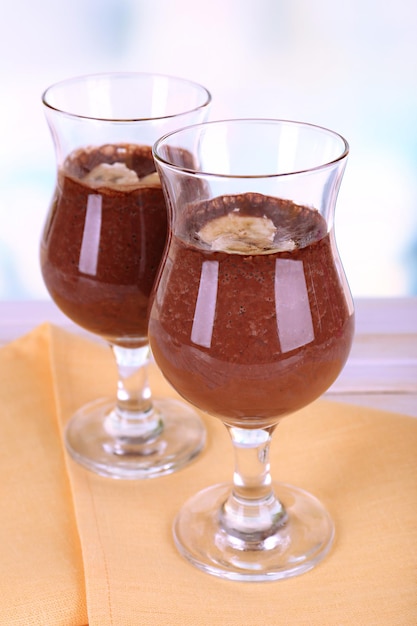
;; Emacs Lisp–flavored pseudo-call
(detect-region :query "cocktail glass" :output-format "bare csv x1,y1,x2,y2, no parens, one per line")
40,73,211,478
149,119,354,579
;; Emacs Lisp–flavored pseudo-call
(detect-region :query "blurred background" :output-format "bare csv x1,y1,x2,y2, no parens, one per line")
1,0,416,300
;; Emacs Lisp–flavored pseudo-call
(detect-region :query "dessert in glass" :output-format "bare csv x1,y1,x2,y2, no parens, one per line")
40,73,211,478
149,119,354,580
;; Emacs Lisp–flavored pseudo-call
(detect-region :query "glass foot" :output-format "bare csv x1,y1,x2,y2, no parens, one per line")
173,482,334,581
64,397,206,479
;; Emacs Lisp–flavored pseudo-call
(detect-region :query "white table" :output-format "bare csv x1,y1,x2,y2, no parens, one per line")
1,298,416,418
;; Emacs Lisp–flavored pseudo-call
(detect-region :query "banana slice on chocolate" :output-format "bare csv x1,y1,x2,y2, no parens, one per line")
83,162,140,188
198,212,281,254
82,163,161,189
139,172,161,186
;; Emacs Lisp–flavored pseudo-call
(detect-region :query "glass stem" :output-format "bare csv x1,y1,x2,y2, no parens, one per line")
104,343,163,440
220,425,287,545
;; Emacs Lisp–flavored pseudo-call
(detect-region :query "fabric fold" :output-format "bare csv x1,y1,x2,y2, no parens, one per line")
0,324,87,626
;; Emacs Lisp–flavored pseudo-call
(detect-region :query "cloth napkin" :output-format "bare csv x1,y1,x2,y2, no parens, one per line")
0,323,416,626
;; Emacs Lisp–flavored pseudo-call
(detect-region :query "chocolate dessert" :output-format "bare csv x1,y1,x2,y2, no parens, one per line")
41,143,167,347
149,193,354,427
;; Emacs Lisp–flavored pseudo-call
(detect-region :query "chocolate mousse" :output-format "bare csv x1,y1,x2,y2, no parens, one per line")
41,143,167,347
149,193,354,427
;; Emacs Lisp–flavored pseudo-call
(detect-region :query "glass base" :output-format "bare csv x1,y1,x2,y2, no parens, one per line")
64,397,206,479
173,482,334,582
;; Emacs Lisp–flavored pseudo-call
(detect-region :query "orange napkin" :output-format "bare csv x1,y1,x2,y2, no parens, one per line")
0,325,87,625
1,324,417,625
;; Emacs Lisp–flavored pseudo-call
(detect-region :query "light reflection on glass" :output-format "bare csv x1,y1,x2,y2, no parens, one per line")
274,258,314,353
78,194,102,275
191,260,219,348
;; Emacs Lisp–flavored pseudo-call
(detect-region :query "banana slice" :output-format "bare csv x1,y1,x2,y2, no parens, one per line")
198,212,280,254
139,171,161,186
83,162,140,188
82,163,161,189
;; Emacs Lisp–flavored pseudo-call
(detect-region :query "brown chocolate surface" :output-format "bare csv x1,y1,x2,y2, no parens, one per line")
149,193,354,427
41,144,167,347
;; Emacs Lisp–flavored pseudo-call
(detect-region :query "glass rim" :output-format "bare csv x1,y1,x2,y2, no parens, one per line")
153,118,350,179
41,71,212,123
